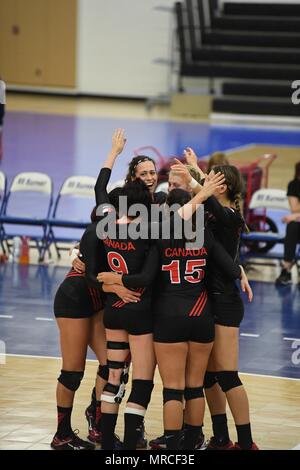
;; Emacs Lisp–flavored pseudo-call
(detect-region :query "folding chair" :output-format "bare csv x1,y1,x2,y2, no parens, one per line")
45,175,96,259
0,172,53,261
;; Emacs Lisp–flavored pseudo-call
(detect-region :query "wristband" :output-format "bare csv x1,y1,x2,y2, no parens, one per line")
189,178,199,189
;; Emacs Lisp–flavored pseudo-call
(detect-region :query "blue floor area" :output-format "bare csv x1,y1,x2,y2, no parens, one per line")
2,111,300,190
0,264,299,379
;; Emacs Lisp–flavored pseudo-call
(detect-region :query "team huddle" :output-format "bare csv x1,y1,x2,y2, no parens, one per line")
51,129,259,451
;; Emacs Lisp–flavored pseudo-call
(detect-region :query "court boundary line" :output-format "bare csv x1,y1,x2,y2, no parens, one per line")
5,353,300,381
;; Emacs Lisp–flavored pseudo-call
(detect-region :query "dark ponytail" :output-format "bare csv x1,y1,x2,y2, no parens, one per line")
213,165,249,232
234,193,249,233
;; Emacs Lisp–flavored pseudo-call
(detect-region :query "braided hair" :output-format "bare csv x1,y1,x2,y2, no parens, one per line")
213,165,249,232
125,155,157,183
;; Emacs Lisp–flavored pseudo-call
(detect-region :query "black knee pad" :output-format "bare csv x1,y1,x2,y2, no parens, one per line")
107,341,129,350
97,364,109,381
58,370,84,392
204,371,218,389
107,360,129,384
184,386,204,401
216,371,242,393
127,379,154,409
163,388,184,405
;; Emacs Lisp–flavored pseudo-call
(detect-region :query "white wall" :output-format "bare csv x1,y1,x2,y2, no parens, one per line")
76,0,300,97
77,0,175,98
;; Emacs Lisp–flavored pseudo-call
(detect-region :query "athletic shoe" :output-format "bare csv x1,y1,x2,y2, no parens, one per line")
87,427,102,444
206,436,235,450
113,434,124,450
275,269,292,286
87,428,123,449
51,430,95,450
195,434,208,450
136,421,148,449
232,442,259,450
149,433,166,450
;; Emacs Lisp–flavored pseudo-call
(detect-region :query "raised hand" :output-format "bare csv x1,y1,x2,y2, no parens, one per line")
184,147,206,179
201,171,225,199
184,147,198,168
111,128,127,155
170,158,192,184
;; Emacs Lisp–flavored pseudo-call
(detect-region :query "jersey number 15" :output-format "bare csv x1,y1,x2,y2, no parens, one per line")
162,259,205,284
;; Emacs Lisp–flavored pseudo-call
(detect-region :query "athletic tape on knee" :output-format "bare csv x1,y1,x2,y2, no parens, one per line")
102,359,130,404
127,379,154,409
204,371,218,389
124,406,146,417
97,364,109,381
216,371,242,393
102,382,124,404
58,370,84,392
101,394,117,404
184,386,204,401
163,388,184,404
107,341,129,350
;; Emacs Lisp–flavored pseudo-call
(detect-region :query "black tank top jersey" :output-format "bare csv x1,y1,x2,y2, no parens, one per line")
123,226,241,319
53,223,106,317
79,222,108,291
204,196,244,294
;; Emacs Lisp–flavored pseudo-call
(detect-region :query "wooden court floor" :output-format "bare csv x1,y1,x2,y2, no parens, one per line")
0,355,299,450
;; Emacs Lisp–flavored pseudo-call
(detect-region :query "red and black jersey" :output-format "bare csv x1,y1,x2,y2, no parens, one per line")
123,225,241,319
101,224,153,312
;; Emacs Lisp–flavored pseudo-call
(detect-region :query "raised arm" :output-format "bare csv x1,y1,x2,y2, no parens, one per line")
184,147,206,179
178,172,225,220
95,128,127,206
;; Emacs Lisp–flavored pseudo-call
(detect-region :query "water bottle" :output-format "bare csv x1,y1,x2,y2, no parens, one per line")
12,236,21,263
19,237,30,264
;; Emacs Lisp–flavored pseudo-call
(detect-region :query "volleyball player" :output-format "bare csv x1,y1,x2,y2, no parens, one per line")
169,156,259,450
51,214,140,450
84,136,166,448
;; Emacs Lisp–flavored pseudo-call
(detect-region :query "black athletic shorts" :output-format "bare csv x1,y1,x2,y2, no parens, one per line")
104,301,153,336
211,291,244,328
153,296,215,344
54,275,103,319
